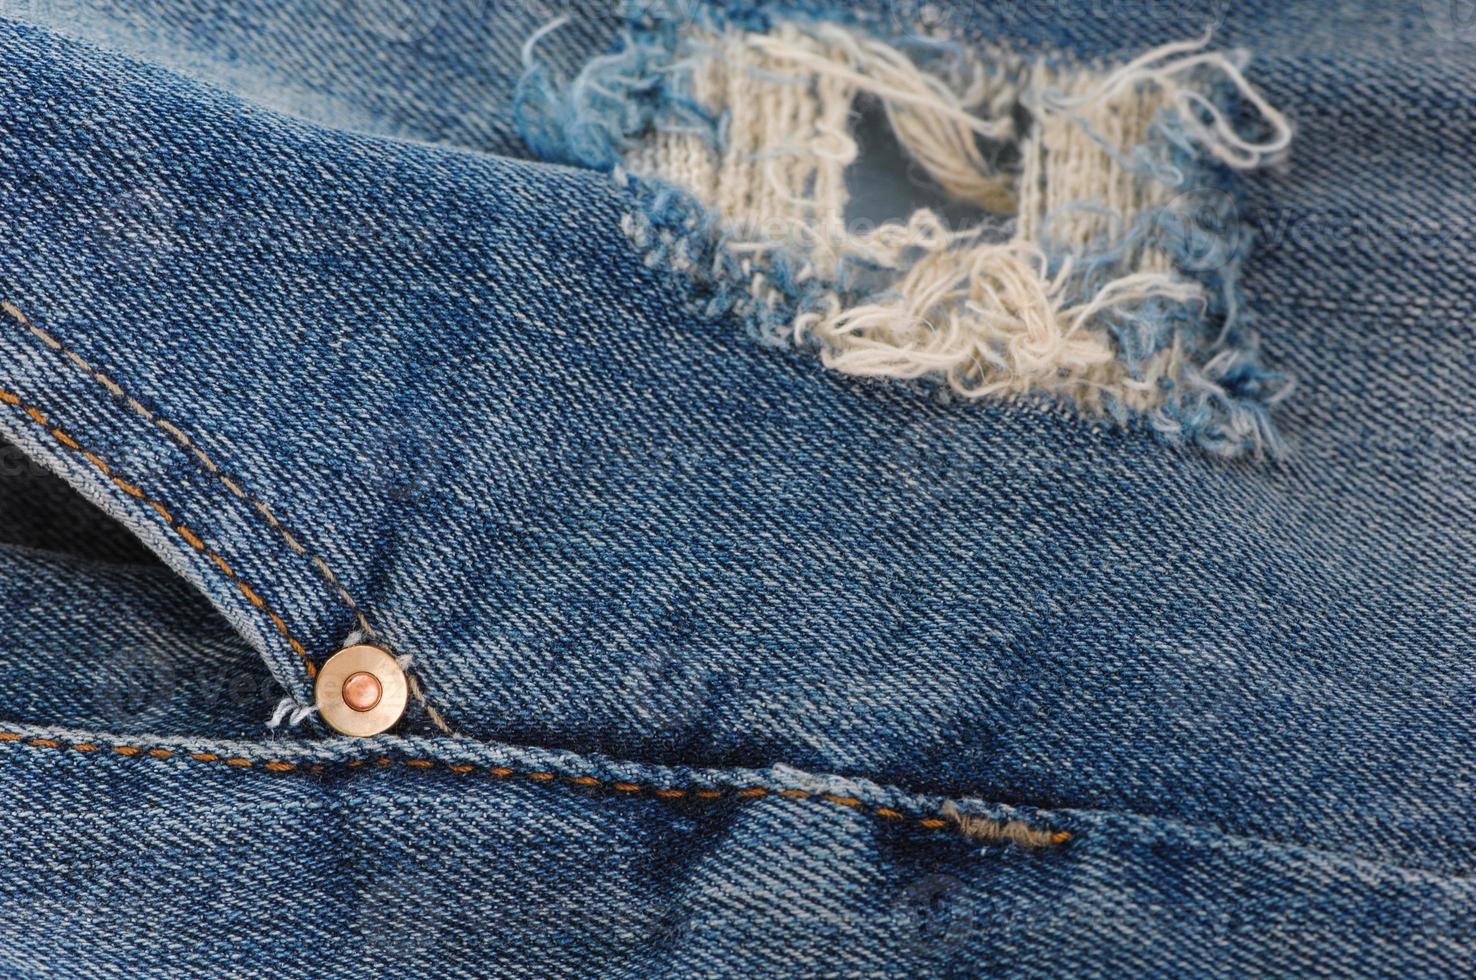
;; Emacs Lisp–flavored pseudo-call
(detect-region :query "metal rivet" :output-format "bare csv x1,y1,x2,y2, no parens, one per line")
342,671,383,712
315,645,407,737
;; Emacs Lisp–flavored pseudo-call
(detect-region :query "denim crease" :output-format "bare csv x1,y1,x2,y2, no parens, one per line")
0,0,1473,975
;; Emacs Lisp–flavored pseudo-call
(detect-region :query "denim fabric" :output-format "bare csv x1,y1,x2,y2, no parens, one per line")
0,0,624,155
0,544,277,735
0,1,1473,976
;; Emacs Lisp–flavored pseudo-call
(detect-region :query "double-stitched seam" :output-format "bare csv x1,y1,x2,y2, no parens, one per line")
0,301,373,637
1,301,455,733
0,385,318,678
0,732,1072,845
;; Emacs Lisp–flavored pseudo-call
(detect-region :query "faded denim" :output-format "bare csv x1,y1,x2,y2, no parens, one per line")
0,1,1473,976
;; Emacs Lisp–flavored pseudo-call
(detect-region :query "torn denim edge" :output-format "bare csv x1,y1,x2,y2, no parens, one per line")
514,2,1295,458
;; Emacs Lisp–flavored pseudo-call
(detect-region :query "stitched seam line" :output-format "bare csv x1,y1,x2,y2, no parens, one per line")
0,385,318,678
0,301,374,638
0,302,457,733
0,732,1071,845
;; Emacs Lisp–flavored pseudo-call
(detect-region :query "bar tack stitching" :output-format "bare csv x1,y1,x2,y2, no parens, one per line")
0,732,1072,846
0,384,318,678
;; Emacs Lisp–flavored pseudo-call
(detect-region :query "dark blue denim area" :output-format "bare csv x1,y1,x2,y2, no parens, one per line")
0,2,1473,976
2,722,1471,977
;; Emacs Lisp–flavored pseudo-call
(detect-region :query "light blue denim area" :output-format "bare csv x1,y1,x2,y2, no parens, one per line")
0,1,1473,976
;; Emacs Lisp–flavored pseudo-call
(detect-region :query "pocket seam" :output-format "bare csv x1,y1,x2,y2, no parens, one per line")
1,301,375,640
0,378,320,678
0,300,464,734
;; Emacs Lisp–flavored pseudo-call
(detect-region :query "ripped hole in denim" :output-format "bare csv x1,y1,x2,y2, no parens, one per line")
517,8,1295,457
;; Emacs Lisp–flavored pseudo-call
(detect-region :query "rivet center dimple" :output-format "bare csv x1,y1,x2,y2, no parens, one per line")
342,671,382,712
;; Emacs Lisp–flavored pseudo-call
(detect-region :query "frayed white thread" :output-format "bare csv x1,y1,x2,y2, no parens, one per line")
744,23,1019,213
267,696,318,730
1040,31,1292,169
615,20,1288,446
521,14,571,70
802,242,1199,406
630,21,1194,404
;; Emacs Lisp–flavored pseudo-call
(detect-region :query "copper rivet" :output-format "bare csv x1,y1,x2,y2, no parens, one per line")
342,671,382,712
315,645,407,737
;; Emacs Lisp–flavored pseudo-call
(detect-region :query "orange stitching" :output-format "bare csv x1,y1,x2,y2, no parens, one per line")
0,732,1069,844
1,302,461,731
0,384,319,678
1,301,376,640
111,476,145,499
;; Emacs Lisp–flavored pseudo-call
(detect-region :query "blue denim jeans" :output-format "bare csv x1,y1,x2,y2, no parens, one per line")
0,1,1472,976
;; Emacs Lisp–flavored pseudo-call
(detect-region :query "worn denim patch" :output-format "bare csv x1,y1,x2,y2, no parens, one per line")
518,3,1294,456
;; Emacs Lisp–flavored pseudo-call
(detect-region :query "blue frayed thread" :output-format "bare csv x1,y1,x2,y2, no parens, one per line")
517,9,726,170
514,9,1293,459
